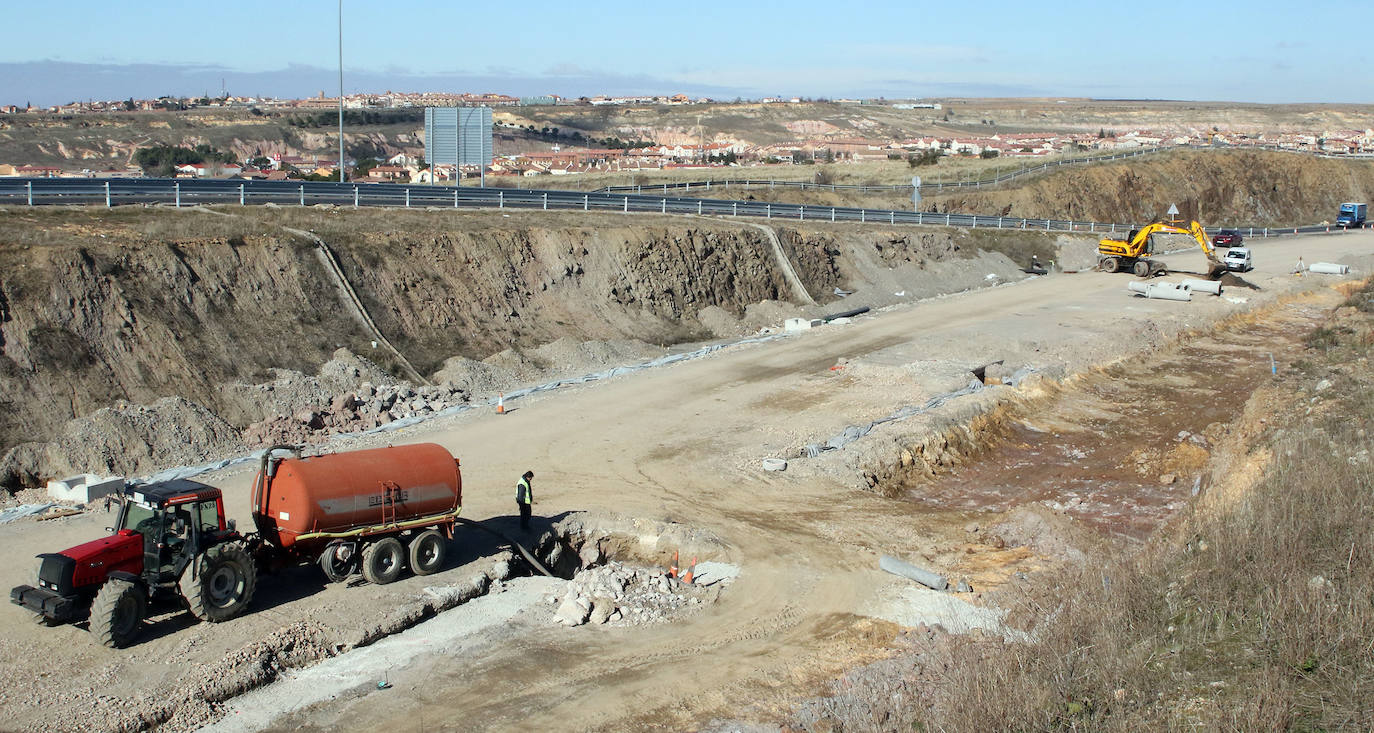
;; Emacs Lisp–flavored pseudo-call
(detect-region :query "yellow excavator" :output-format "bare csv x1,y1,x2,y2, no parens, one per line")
1097,220,1226,279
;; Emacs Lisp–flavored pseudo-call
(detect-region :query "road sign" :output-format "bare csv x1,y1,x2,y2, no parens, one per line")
912,176,921,210
1167,203,1179,216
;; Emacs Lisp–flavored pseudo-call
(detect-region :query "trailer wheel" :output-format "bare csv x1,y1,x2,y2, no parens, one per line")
1101,256,1121,273
181,541,257,622
319,541,356,583
89,578,146,648
1133,259,1153,277
408,530,446,576
361,538,404,585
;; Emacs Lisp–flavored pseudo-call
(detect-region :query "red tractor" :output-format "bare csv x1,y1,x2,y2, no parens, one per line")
10,478,255,647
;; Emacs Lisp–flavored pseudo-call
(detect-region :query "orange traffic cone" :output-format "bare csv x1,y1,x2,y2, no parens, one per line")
683,557,697,584
668,550,679,579
497,392,505,415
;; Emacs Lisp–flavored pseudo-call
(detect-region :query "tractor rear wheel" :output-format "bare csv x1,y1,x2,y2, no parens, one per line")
90,578,146,648
1101,256,1121,273
181,541,257,622
362,537,404,585
408,530,446,576
1133,259,1154,277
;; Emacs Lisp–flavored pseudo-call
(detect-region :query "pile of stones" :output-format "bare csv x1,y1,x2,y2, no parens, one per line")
242,382,469,446
549,561,710,627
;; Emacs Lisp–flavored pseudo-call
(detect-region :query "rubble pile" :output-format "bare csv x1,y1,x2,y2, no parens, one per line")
242,382,469,447
548,561,714,627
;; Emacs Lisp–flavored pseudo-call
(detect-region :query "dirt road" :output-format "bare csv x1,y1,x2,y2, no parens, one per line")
3,230,1370,731
241,232,1373,731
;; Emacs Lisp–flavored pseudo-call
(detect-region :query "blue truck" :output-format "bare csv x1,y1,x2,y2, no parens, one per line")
1337,202,1366,228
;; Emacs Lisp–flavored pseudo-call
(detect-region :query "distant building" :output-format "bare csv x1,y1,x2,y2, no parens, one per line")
424,107,493,168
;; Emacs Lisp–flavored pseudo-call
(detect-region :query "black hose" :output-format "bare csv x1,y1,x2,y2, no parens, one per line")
822,306,870,322
453,516,555,577
251,444,300,515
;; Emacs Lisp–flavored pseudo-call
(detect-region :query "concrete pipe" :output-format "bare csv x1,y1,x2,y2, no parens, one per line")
1309,262,1350,275
1181,279,1223,295
879,555,949,591
1145,284,1191,301
1127,281,1152,294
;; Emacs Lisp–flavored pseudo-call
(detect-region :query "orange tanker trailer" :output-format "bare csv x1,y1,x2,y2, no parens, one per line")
250,442,462,584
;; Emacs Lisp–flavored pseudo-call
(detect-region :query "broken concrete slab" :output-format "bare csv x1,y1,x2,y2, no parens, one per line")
46,474,124,504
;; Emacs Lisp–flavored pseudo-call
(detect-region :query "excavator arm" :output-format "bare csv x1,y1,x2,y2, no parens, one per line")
1183,221,1226,278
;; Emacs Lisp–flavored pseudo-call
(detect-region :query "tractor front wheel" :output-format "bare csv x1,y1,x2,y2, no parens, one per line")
90,578,146,648
1133,259,1154,277
181,541,257,622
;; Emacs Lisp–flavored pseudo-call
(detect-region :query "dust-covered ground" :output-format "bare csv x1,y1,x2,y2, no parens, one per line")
2,205,1068,488
1,227,1369,731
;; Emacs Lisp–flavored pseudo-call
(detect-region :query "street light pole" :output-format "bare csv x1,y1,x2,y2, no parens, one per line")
337,0,345,183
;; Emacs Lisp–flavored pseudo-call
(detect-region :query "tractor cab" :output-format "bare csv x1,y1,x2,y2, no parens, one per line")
114,480,229,585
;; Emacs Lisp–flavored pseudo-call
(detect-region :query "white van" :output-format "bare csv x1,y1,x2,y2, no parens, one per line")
1223,247,1253,272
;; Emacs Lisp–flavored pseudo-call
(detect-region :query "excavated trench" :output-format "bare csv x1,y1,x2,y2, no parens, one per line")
897,297,1335,539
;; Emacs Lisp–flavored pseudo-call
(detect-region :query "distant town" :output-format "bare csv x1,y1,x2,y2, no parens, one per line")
2,90,1371,182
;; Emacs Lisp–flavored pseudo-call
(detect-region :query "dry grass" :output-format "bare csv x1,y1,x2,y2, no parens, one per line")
899,281,1374,731
0,206,272,247
456,149,1149,193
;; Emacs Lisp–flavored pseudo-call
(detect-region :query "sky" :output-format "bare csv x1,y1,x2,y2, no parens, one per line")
1,0,1366,107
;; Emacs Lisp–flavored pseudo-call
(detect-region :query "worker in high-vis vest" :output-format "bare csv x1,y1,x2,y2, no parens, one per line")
516,470,534,531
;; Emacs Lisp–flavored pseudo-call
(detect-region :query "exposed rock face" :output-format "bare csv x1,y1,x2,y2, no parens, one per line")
1,210,1031,487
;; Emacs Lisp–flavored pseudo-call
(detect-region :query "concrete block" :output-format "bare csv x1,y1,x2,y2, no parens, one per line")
47,474,125,504
784,317,822,332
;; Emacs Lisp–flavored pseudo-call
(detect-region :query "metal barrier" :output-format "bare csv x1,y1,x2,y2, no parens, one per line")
0,177,1360,240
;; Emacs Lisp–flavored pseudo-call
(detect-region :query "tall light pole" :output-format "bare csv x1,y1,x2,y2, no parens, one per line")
337,0,345,183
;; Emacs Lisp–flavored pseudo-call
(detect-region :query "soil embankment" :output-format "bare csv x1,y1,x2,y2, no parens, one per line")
926,149,1374,225
0,206,1064,487
698,150,1374,227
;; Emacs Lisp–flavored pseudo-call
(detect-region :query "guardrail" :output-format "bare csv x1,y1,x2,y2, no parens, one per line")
0,178,1364,241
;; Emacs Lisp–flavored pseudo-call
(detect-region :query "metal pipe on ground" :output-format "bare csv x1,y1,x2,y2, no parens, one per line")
1309,262,1351,274
879,555,948,591
822,306,871,322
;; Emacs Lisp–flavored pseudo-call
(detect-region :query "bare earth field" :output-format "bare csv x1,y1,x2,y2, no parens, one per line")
1,225,1370,731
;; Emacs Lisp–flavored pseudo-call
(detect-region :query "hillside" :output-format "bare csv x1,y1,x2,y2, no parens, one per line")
0,205,1070,485
4,99,1372,173
925,149,1374,226
621,150,1374,227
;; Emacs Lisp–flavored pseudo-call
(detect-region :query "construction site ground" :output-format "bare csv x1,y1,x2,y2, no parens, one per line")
1,229,1371,732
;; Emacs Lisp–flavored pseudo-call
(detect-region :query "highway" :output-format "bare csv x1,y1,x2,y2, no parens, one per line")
0,176,1364,239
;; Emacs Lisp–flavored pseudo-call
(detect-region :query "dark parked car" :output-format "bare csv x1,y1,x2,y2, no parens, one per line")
1211,229,1243,247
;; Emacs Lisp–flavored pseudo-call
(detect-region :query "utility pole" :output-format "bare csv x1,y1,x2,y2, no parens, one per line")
337,0,346,183
697,114,704,164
